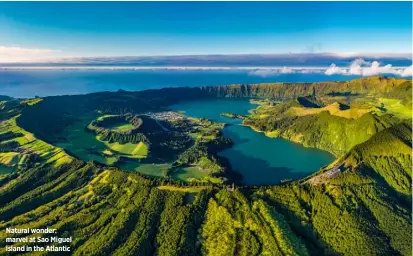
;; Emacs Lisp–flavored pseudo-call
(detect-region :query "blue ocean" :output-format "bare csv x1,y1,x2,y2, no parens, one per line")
0,69,362,98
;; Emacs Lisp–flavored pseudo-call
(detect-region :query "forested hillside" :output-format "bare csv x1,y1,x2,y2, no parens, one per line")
0,76,411,255
0,127,410,255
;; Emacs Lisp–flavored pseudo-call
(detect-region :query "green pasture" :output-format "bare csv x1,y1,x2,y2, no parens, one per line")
171,166,208,182
100,139,148,157
119,162,170,178
378,98,412,119
101,117,135,132
108,122,135,132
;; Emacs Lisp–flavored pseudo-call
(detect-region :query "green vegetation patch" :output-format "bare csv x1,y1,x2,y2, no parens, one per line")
170,166,208,182
157,185,207,193
0,164,14,174
107,122,135,132
0,113,72,169
55,113,149,165
378,97,412,119
120,163,170,178
100,139,148,158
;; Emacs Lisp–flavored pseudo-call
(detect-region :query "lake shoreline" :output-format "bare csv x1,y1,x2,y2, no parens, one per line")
171,98,335,185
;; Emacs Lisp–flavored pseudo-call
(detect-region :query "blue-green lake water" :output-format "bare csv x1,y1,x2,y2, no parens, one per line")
170,99,335,185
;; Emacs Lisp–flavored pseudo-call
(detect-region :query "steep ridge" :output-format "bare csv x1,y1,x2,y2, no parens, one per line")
340,121,412,195
200,76,411,100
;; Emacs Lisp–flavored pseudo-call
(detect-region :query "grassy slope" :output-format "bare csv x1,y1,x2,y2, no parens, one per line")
108,122,135,132
290,102,374,119
171,167,209,182
245,99,401,156
0,116,72,169
100,139,148,157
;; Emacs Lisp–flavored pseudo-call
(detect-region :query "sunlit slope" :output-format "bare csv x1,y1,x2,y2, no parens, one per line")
244,99,402,156
0,103,72,171
340,120,412,195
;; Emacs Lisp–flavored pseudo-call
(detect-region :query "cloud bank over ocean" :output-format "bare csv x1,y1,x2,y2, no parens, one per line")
1,53,411,78
324,58,412,77
248,58,412,78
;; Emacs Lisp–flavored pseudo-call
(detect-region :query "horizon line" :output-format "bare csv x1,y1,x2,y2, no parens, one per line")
1,52,412,64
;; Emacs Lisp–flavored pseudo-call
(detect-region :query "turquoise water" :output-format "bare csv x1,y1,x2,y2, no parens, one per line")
170,99,254,125
170,99,335,185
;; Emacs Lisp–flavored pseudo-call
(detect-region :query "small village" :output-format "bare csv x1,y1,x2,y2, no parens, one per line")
144,111,184,121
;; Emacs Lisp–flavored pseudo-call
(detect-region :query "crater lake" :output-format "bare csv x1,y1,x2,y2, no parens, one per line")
170,99,335,185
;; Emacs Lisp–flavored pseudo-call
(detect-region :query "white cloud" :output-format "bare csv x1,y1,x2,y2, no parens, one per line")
248,67,296,77
348,58,370,75
248,67,325,77
0,46,61,63
362,61,391,76
325,64,347,75
300,69,323,74
248,69,280,77
395,65,412,77
325,58,413,77
280,66,294,74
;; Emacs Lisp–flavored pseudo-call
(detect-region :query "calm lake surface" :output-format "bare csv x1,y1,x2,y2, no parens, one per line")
170,99,334,185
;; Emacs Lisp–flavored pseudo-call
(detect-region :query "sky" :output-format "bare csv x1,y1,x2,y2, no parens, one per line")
0,1,412,63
